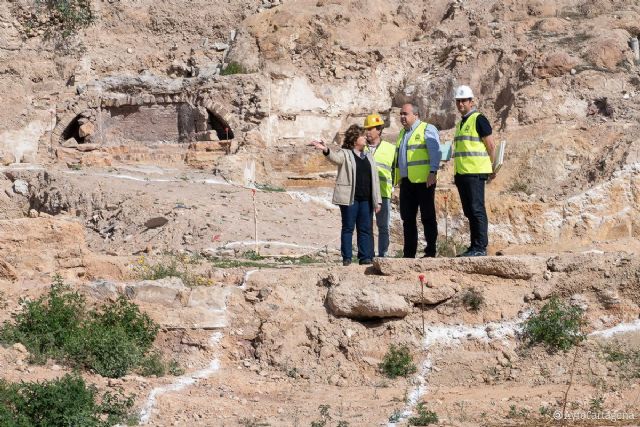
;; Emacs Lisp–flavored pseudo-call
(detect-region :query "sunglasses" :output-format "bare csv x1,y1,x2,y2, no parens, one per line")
455,99,472,103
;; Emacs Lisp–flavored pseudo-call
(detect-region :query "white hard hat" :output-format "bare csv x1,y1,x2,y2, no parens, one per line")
454,85,474,99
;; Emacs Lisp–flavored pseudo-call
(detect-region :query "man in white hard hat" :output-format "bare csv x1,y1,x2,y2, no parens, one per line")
364,113,395,257
395,103,442,258
452,85,496,257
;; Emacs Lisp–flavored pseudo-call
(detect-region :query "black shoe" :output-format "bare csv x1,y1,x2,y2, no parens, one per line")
343,259,352,266
457,248,473,257
421,253,436,258
359,259,373,265
460,249,487,257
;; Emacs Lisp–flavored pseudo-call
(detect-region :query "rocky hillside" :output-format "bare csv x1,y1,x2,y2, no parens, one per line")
1,1,640,426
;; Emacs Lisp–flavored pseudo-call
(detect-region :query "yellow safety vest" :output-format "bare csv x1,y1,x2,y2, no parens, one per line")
454,112,492,174
395,122,430,184
370,140,395,198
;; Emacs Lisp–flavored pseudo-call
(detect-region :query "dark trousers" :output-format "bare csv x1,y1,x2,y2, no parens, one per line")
454,173,488,251
399,178,437,258
339,200,374,262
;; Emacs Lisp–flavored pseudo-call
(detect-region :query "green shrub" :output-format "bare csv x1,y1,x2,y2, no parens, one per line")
0,373,134,427
522,296,586,352
0,278,159,378
36,0,95,39
254,183,285,192
0,275,84,363
169,359,185,376
220,61,246,75
139,352,166,377
602,343,640,379
462,287,484,312
67,296,158,378
94,296,158,351
134,254,215,287
408,403,438,426
379,344,417,379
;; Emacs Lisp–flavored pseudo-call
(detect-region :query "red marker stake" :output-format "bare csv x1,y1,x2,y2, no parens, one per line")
419,274,426,336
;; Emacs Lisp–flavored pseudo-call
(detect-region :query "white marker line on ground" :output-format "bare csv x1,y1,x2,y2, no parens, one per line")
240,269,259,290
139,332,223,425
388,315,639,426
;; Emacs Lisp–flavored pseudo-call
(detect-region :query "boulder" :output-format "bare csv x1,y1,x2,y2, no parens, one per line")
12,179,29,196
78,122,95,138
375,256,545,280
584,31,630,70
533,51,579,78
326,283,410,319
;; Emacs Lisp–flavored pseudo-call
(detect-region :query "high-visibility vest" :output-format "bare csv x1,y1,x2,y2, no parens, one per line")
395,122,430,184
454,112,492,174
370,140,395,198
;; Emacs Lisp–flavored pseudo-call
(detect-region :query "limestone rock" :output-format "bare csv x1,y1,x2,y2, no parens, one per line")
78,122,95,138
570,294,589,311
533,283,553,300
375,256,545,280
0,259,17,281
125,277,187,306
12,179,28,196
595,287,620,308
533,51,579,78
421,284,457,305
584,31,630,70
326,283,410,319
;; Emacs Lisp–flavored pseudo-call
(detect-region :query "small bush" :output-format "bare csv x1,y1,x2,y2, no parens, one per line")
0,278,159,378
255,183,285,192
508,180,533,195
507,404,529,419
379,344,417,379
242,250,264,261
0,373,134,427
220,61,246,75
0,275,84,363
522,296,586,352
35,0,95,39
66,296,158,378
138,352,166,377
602,342,640,380
408,403,438,426
133,254,214,287
168,359,185,376
462,287,484,312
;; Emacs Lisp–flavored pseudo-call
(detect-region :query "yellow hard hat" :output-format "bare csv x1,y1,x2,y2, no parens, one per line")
363,113,385,129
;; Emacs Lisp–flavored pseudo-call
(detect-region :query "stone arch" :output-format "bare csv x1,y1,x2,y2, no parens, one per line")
201,100,239,140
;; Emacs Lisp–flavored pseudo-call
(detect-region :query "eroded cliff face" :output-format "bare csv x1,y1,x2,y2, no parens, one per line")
2,0,640,249
1,3,640,425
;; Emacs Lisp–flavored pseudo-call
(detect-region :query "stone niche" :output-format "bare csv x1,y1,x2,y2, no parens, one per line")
59,98,235,147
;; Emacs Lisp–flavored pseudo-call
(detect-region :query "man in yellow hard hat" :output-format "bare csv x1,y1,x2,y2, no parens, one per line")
452,85,496,257
364,113,396,257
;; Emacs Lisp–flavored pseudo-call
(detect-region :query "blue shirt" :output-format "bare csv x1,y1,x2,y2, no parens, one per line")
398,120,441,178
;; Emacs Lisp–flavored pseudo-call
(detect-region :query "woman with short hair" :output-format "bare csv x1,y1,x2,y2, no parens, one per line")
310,124,382,266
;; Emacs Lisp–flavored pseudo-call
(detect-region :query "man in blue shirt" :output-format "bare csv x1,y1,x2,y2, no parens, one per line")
396,103,442,258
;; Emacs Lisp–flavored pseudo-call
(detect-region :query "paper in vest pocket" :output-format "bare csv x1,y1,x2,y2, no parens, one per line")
439,142,453,162
493,140,506,173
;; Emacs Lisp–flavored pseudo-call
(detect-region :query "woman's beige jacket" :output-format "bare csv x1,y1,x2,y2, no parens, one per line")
325,148,382,207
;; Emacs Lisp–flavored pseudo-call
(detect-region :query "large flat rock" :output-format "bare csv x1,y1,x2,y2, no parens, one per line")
374,256,548,280
326,281,410,319
87,278,233,329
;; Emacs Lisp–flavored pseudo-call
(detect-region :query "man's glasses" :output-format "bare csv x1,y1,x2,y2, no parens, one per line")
456,99,472,104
